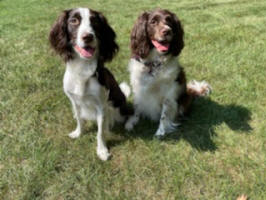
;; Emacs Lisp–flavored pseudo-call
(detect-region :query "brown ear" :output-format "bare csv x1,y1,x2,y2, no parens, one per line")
49,10,73,62
169,13,184,56
130,12,151,58
91,10,119,63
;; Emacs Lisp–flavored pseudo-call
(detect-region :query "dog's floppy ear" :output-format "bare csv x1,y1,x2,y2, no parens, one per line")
169,13,184,56
131,12,151,58
49,9,73,62
91,10,119,63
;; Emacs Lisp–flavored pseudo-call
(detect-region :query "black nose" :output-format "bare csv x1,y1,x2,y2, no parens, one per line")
82,33,94,43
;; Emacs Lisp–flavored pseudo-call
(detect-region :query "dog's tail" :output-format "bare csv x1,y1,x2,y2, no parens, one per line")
119,82,131,98
178,80,211,116
187,80,212,97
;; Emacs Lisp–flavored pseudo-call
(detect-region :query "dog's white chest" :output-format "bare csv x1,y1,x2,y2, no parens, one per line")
129,57,181,120
65,72,104,117
64,59,98,95
63,60,109,120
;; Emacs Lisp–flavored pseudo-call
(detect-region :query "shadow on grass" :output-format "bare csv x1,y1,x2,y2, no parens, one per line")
111,98,252,152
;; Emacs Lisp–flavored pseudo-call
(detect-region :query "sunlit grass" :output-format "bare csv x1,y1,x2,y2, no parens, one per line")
0,0,265,199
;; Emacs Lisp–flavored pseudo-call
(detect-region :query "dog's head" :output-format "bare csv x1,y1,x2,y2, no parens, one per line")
131,8,184,58
49,8,118,62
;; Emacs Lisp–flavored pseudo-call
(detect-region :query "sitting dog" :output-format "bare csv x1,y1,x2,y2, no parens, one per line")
125,8,211,137
49,8,133,160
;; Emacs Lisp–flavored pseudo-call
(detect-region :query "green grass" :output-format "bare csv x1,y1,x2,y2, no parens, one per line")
0,0,265,199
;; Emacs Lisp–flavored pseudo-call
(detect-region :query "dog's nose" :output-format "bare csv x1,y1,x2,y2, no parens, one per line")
82,33,94,43
161,28,171,36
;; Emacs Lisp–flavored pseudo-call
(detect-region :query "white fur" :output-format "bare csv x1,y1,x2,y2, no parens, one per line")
119,82,131,98
125,49,183,137
76,8,96,50
63,8,124,161
187,80,212,96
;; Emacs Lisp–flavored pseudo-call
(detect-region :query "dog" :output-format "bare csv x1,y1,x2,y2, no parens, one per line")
49,8,133,160
125,8,211,137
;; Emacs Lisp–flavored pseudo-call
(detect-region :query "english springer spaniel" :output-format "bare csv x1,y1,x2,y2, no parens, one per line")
125,8,211,137
49,8,133,160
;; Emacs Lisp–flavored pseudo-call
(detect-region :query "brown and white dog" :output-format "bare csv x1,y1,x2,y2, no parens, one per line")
49,8,133,160
125,8,211,137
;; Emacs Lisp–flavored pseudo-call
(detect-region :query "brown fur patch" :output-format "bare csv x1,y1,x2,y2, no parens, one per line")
49,9,74,62
176,68,193,116
96,63,134,116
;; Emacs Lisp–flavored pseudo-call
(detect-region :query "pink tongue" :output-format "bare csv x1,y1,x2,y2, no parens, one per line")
152,40,170,52
75,45,95,58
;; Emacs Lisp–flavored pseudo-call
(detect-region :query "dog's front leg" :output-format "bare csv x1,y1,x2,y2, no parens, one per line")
68,97,84,139
155,99,180,138
96,106,111,161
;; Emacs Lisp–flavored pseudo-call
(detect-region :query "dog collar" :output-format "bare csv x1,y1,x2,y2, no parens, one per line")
134,56,162,75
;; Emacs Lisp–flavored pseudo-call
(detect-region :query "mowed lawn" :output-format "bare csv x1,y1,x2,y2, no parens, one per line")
0,0,265,199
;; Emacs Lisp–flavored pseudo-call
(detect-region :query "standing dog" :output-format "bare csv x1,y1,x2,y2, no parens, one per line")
49,8,133,160
125,8,211,137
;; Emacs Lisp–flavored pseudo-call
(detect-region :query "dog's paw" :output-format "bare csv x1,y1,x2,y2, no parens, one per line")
97,147,111,161
125,114,139,131
154,121,180,139
68,129,81,139
125,121,134,131
154,128,166,139
164,122,180,133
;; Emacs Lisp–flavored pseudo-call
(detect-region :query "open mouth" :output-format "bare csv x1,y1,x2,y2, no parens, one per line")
151,40,170,52
74,45,95,58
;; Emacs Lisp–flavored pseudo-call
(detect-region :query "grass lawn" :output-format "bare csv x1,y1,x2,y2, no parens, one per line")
0,0,265,199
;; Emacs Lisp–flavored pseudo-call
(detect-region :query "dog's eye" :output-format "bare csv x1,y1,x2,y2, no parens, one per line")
69,18,80,25
151,19,157,25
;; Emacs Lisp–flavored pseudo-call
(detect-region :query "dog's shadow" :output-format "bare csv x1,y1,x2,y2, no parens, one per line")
111,97,252,151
